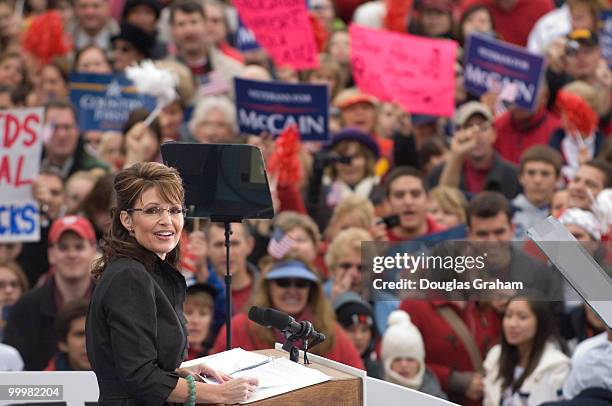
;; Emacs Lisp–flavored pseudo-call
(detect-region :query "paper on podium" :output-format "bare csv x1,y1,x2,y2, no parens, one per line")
181,348,272,375
180,348,332,404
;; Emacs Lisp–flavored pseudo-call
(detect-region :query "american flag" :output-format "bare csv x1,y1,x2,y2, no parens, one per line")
199,70,232,97
267,228,296,259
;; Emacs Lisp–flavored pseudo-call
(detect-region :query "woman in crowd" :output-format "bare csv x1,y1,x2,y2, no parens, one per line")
381,310,447,399
184,283,217,360
483,296,570,406
0,261,29,341
188,96,239,144
457,4,497,46
310,127,381,229
87,162,258,404
73,45,112,74
211,256,364,369
123,109,163,167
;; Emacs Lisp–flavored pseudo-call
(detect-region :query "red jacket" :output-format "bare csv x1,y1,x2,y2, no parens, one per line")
494,108,561,165
399,300,500,406
211,313,364,370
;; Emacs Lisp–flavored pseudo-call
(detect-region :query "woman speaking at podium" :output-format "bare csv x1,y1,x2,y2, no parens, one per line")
86,162,258,405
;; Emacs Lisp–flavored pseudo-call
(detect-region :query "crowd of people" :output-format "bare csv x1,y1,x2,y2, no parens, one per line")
0,0,612,404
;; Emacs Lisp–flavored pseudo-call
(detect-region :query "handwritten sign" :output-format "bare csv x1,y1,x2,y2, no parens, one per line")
69,73,156,131
464,33,546,111
233,0,318,70
235,78,329,141
350,25,457,117
0,108,43,242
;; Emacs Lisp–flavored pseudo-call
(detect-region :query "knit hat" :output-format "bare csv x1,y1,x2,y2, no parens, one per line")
112,23,155,58
559,208,602,241
122,0,161,20
329,127,381,159
381,310,426,389
333,292,374,329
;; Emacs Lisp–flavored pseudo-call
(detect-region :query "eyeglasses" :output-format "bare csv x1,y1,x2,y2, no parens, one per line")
337,262,363,272
273,278,312,289
0,280,19,290
126,206,187,217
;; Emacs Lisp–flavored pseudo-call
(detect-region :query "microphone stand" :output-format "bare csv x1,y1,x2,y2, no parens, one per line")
281,321,324,364
223,222,232,351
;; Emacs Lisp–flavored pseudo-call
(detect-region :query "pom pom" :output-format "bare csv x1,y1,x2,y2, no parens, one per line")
267,125,302,186
556,90,598,136
126,60,177,107
22,11,70,64
387,310,411,327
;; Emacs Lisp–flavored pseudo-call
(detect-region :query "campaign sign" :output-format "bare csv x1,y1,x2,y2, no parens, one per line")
601,11,612,68
69,73,156,131
236,17,261,52
235,78,328,141
464,33,546,111
0,108,44,242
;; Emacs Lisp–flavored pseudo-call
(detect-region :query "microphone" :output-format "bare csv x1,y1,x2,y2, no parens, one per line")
248,306,326,343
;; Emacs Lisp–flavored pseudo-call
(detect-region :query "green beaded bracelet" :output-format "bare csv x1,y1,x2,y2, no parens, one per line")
184,374,196,406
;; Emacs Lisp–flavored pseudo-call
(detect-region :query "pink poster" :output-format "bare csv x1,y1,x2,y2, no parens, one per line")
234,0,319,70
350,25,458,117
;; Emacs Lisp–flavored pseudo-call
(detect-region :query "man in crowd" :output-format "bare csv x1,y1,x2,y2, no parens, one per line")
206,222,257,313
385,166,445,241
567,160,612,210
3,216,97,370
72,0,119,51
41,100,108,180
169,0,243,88
429,101,521,200
512,145,563,238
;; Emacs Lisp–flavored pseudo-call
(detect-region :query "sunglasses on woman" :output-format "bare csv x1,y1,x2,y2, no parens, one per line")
273,278,312,289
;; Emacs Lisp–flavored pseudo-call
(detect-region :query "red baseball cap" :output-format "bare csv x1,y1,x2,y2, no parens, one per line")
49,215,96,245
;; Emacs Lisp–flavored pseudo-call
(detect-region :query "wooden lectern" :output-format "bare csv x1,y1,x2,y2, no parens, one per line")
208,349,363,406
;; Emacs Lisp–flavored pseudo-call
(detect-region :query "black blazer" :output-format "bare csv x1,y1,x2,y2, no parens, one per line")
86,257,188,405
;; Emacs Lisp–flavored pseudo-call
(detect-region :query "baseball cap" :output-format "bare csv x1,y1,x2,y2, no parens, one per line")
265,260,320,283
49,215,96,245
333,88,378,110
567,29,598,47
453,101,493,128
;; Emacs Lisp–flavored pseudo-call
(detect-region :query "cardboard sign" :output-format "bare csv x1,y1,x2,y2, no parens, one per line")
464,33,546,111
0,108,44,242
69,73,156,131
350,25,457,117
235,78,329,141
233,0,318,70
601,11,612,68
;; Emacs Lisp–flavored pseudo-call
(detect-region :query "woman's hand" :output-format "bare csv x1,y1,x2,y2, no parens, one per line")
218,377,259,404
177,363,231,383
124,122,148,167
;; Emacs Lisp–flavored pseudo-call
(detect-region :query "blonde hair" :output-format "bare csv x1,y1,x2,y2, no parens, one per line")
428,186,467,224
274,211,321,247
325,227,372,270
248,255,336,354
562,80,600,114
326,195,375,239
